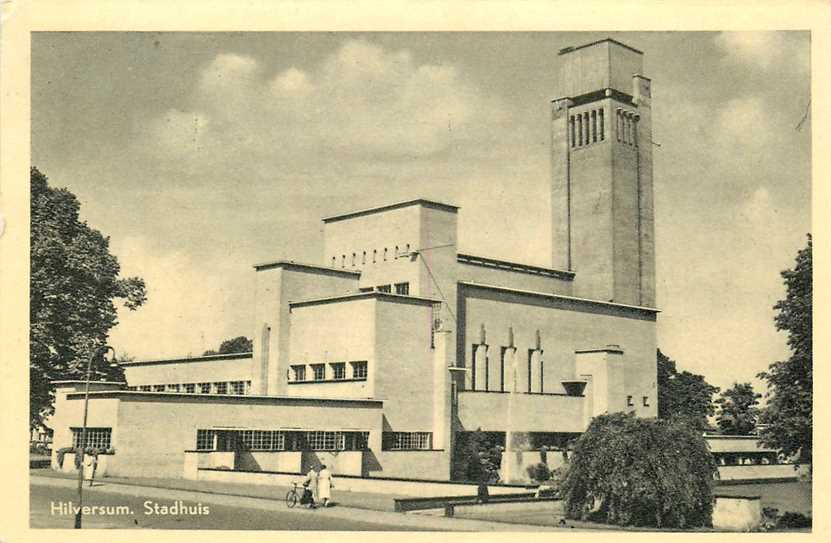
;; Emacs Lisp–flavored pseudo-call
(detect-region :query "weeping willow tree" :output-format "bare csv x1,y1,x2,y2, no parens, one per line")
560,412,717,529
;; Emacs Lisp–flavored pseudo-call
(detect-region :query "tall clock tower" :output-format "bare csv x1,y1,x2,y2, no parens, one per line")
550,39,656,308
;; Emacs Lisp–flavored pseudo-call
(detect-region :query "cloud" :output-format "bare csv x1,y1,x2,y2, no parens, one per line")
716,96,770,149
714,32,809,73
140,39,509,168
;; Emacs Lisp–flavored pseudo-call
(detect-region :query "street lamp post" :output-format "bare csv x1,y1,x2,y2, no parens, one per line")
74,345,114,529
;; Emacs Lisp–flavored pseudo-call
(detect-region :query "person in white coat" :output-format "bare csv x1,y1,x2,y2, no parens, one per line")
317,464,334,507
303,467,318,508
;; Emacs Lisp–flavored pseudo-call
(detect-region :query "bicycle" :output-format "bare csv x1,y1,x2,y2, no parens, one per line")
286,481,302,508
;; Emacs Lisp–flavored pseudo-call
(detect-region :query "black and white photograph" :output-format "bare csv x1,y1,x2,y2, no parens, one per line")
0,2,825,538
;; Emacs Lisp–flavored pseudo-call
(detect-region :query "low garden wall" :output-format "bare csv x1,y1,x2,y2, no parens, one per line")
196,467,528,497
717,464,800,482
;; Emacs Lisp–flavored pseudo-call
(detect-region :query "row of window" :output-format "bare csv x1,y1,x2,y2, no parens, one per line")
290,361,367,382
359,282,409,295
569,108,639,148
616,109,638,146
196,429,370,452
382,432,433,450
126,380,252,395
627,395,650,407
71,427,112,449
332,244,412,269
569,108,605,148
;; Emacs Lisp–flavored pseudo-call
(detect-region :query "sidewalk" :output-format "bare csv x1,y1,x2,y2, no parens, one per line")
31,471,568,532
32,468,401,512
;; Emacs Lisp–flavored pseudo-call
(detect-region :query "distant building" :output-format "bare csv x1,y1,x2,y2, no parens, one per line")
51,39,660,482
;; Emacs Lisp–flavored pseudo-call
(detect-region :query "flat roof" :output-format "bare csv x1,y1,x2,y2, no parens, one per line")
290,290,441,309
51,380,126,385
322,198,459,224
65,390,384,406
458,253,575,281
253,259,362,275
458,281,660,314
120,352,253,367
558,38,643,56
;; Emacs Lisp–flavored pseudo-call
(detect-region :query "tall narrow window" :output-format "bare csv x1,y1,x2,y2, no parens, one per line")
373,249,377,263
383,248,387,261
351,253,356,266
599,109,605,141
394,245,399,259
584,112,590,144
633,118,638,147
331,256,336,267
616,110,621,142
591,110,597,142
569,115,575,147
341,255,346,268
577,114,583,146
362,251,366,265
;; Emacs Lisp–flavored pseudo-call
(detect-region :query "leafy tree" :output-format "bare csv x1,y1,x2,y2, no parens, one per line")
203,336,253,356
452,430,503,482
30,167,146,429
758,235,812,463
715,382,761,435
561,412,717,528
657,349,720,429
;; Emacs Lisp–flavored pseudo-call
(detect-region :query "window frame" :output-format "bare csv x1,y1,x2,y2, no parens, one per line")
311,364,326,381
350,361,368,380
331,362,346,380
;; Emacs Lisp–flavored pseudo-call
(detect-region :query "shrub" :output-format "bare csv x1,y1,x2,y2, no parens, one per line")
560,412,717,529
777,512,812,528
527,462,552,483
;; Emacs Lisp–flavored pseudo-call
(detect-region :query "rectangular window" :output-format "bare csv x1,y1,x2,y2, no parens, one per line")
291,365,307,382
627,395,634,407
245,381,252,394
71,427,112,450
126,386,137,391
377,284,391,293
350,361,368,380
199,382,211,394
394,282,410,295
214,382,228,395
167,384,180,392
569,115,576,147
240,430,285,451
305,431,345,451
382,432,432,451
311,364,326,381
642,396,650,407
599,108,605,140
153,385,166,392
230,381,246,395
196,429,216,451
331,362,346,380
359,287,374,293
184,383,196,394
139,385,151,391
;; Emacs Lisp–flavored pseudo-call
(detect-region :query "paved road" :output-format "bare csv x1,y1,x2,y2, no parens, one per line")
31,476,558,531
30,482,427,530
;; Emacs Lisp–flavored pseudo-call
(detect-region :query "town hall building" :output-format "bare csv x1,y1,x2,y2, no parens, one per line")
50,38,661,483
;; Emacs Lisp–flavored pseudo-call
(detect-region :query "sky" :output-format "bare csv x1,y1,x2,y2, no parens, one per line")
31,31,811,393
